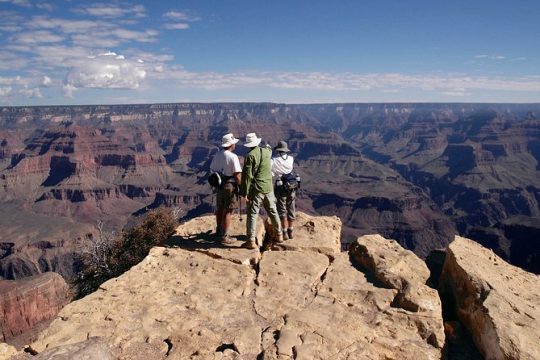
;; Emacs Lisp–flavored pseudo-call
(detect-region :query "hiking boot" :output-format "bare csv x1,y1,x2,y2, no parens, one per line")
282,230,289,241
242,239,257,250
287,228,294,240
220,235,236,245
275,232,284,243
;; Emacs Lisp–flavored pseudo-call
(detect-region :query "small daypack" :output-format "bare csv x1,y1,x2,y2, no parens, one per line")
208,172,223,188
281,172,301,191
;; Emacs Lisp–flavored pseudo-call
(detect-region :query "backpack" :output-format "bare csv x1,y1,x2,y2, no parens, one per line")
208,172,223,188
281,172,300,191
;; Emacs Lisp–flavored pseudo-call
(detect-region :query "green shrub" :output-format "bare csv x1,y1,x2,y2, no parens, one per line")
74,208,177,298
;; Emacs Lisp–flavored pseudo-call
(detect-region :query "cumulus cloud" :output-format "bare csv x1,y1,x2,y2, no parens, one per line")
42,75,51,86
13,30,64,44
162,9,199,30
63,53,147,96
74,3,146,18
164,23,190,30
0,0,31,7
163,10,200,22
35,2,53,11
19,87,43,98
0,87,13,96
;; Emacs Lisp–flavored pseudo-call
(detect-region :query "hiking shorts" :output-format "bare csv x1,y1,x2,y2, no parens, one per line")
275,186,296,220
216,183,238,211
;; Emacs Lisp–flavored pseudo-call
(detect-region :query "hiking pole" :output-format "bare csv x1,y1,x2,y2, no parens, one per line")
238,193,243,222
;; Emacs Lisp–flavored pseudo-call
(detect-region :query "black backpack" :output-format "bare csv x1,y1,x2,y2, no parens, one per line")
208,172,223,188
281,172,300,191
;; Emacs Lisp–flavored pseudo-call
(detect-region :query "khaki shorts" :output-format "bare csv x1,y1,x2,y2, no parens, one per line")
275,186,296,220
216,182,238,211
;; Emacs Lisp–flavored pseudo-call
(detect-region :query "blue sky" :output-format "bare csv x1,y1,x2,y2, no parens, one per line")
0,0,539,105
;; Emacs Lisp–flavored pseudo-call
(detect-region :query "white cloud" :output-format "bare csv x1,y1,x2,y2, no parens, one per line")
110,28,158,42
0,24,22,32
62,83,76,98
163,11,200,21
474,54,507,60
157,68,540,94
35,2,53,11
0,0,31,7
28,17,107,33
164,23,190,30
42,75,51,86
70,33,121,48
0,76,23,86
0,87,13,96
19,87,43,98
14,30,64,44
64,53,147,94
74,3,146,18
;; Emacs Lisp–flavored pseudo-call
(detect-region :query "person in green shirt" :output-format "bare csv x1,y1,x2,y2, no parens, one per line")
239,132,283,249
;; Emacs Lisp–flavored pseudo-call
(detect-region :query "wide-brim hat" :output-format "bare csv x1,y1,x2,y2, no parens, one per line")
243,132,262,147
274,140,290,153
221,133,239,147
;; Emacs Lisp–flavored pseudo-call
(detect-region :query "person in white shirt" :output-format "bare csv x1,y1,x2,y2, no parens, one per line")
210,133,242,244
271,140,297,240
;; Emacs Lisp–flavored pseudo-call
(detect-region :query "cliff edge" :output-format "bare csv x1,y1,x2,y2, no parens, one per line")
18,212,444,359
440,236,540,360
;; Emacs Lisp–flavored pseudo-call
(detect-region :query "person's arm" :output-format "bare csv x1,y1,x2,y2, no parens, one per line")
232,155,242,185
239,153,254,198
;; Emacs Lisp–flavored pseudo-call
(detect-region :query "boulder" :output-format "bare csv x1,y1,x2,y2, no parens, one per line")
30,213,445,359
440,236,540,360
31,337,114,360
266,212,342,256
0,342,18,359
349,234,445,348
0,272,69,342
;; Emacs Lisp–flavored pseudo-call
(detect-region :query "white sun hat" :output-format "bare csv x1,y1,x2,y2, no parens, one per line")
243,132,262,147
221,133,239,147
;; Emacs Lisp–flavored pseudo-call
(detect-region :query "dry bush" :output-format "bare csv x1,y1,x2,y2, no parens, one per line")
74,208,177,298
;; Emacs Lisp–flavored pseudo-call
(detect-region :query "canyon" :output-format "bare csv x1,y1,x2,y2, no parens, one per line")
1,103,538,285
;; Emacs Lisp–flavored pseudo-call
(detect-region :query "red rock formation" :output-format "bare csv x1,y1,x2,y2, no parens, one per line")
0,272,69,341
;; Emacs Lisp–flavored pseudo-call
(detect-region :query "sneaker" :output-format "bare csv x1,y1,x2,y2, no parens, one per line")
220,236,236,245
242,239,257,250
287,228,294,240
282,230,289,241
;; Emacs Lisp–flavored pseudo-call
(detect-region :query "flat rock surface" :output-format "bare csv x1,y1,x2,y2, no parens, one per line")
28,213,444,360
269,212,342,256
441,236,540,360
168,214,264,265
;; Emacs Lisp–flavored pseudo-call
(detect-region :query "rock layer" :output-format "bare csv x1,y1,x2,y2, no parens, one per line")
0,272,69,342
28,213,444,359
440,236,540,360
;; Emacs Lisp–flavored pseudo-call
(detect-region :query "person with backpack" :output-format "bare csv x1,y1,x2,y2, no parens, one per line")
271,140,299,240
209,133,242,245
239,132,283,249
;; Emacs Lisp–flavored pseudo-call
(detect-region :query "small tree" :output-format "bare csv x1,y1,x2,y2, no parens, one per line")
74,208,177,298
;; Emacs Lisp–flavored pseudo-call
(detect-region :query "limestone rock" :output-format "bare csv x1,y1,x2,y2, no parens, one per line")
30,213,444,359
169,214,264,265
31,337,114,360
0,272,69,342
349,234,445,348
0,342,18,359
267,212,341,256
440,236,540,360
